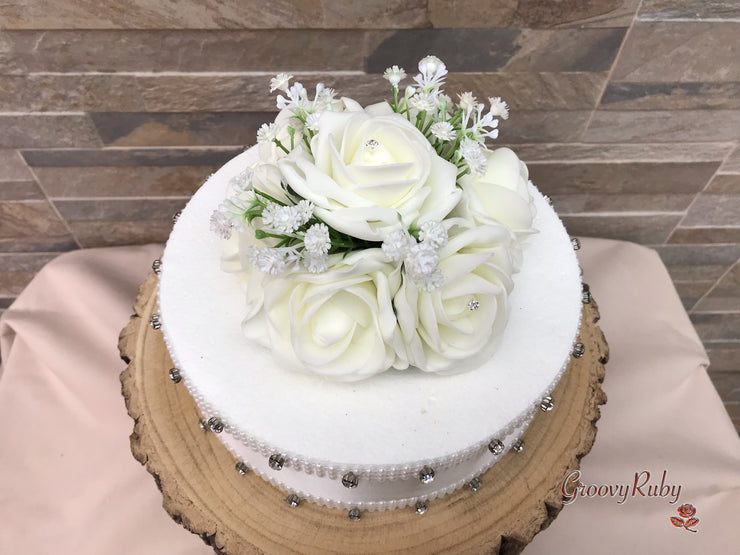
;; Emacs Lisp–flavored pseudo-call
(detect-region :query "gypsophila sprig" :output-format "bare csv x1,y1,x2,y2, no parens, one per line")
383,65,406,87
418,221,448,248
303,223,331,255
270,73,293,93
430,121,455,142
380,222,447,290
404,242,444,291
488,97,509,119
457,92,477,111
210,210,233,239
382,56,507,180
256,122,277,144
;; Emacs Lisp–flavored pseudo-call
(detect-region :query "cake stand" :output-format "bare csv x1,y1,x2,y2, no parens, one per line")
120,271,608,554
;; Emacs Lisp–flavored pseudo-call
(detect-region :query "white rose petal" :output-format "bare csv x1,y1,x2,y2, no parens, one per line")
278,108,461,241
394,221,516,374
456,147,536,234
251,250,408,380
251,162,292,204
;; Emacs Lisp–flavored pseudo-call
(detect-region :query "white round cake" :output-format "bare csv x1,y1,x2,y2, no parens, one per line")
158,149,583,511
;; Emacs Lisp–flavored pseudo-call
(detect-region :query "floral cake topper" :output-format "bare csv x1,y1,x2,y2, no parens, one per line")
209,56,537,380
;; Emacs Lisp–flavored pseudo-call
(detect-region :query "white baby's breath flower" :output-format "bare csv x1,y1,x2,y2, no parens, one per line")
481,122,499,140
305,111,322,131
429,121,456,141
457,92,478,111
465,156,488,177
459,137,488,177
383,65,406,87
418,55,445,76
458,137,481,159
219,189,256,232
405,242,443,291
287,119,305,135
310,83,336,112
283,247,301,265
296,199,314,225
408,91,439,112
262,203,302,233
209,210,233,240
416,266,444,291
469,104,500,140
260,202,277,228
488,96,509,119
414,56,447,91
418,220,448,248
382,230,414,261
276,82,307,109
316,85,336,103
256,122,277,144
270,72,293,93
436,93,453,113
250,246,287,275
302,252,329,273
303,223,331,255
228,167,253,190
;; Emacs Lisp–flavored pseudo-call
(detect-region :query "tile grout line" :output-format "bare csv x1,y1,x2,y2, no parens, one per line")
48,196,193,202
690,258,740,316
580,0,642,139
20,71,371,77
23,161,83,250
673,141,739,311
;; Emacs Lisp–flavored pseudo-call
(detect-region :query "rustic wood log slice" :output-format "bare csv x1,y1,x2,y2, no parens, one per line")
120,272,608,554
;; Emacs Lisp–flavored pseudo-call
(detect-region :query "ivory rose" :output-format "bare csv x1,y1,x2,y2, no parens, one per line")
393,219,516,374
242,250,409,381
457,147,536,233
277,105,461,241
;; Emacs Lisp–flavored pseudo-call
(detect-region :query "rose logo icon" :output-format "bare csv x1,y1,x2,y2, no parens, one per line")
670,503,699,533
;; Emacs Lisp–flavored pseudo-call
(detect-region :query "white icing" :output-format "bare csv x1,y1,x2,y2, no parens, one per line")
158,150,582,508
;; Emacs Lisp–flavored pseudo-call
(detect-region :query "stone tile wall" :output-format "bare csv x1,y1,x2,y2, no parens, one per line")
1,0,738,431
